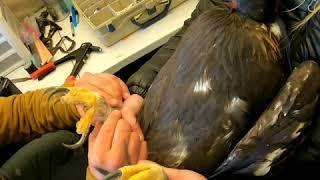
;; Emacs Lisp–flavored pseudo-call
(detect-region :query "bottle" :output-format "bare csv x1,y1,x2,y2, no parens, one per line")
42,0,70,22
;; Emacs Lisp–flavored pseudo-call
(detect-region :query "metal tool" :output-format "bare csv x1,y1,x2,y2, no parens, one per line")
10,77,32,83
0,77,22,96
36,11,63,49
50,36,76,55
31,42,102,80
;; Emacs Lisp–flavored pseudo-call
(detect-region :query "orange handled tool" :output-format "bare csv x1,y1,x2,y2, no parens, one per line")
31,62,56,80
31,42,102,81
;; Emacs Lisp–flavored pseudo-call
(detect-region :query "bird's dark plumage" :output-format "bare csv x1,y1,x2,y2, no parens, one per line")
280,0,320,67
140,3,284,176
212,61,320,177
236,0,278,23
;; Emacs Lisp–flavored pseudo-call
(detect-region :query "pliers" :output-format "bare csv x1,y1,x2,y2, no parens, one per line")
31,43,102,81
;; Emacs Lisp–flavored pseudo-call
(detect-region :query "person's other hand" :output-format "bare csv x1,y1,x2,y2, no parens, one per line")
88,110,147,180
121,94,144,139
75,72,130,107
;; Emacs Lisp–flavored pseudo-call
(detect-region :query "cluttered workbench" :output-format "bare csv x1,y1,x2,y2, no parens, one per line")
5,0,198,93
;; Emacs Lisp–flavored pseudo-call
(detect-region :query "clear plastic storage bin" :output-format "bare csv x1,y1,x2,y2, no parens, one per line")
73,0,186,46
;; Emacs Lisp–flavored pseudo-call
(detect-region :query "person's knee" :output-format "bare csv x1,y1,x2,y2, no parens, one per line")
0,130,86,180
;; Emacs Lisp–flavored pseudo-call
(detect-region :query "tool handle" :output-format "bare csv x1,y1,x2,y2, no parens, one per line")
31,62,56,80
70,58,85,77
55,54,75,65
90,46,102,52
63,75,77,87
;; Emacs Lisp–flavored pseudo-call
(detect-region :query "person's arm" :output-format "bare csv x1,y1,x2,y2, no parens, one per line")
0,88,80,145
0,73,130,146
126,0,222,97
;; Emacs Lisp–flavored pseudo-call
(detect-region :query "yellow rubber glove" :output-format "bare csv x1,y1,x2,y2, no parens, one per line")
105,163,168,180
100,162,207,180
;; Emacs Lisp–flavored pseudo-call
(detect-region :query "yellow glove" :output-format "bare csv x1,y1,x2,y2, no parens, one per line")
50,87,112,149
104,164,167,180
60,87,111,135
86,162,207,180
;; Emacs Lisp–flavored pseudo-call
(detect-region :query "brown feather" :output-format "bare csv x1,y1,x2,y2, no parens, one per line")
141,4,284,176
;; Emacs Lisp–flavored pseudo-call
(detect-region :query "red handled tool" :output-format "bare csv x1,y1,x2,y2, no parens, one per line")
31,42,102,81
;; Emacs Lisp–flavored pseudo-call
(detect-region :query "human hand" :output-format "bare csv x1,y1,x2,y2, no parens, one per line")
75,72,130,107
88,110,147,180
121,94,144,138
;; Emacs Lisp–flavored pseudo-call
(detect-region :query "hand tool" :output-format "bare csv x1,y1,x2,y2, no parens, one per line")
31,43,102,81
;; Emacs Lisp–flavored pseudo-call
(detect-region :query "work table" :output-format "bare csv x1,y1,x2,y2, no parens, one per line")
6,0,198,93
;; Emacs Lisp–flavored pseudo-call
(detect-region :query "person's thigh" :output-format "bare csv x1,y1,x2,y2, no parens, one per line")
0,130,88,180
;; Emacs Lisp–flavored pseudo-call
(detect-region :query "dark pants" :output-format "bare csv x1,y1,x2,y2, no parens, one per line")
1,128,320,180
0,130,88,180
